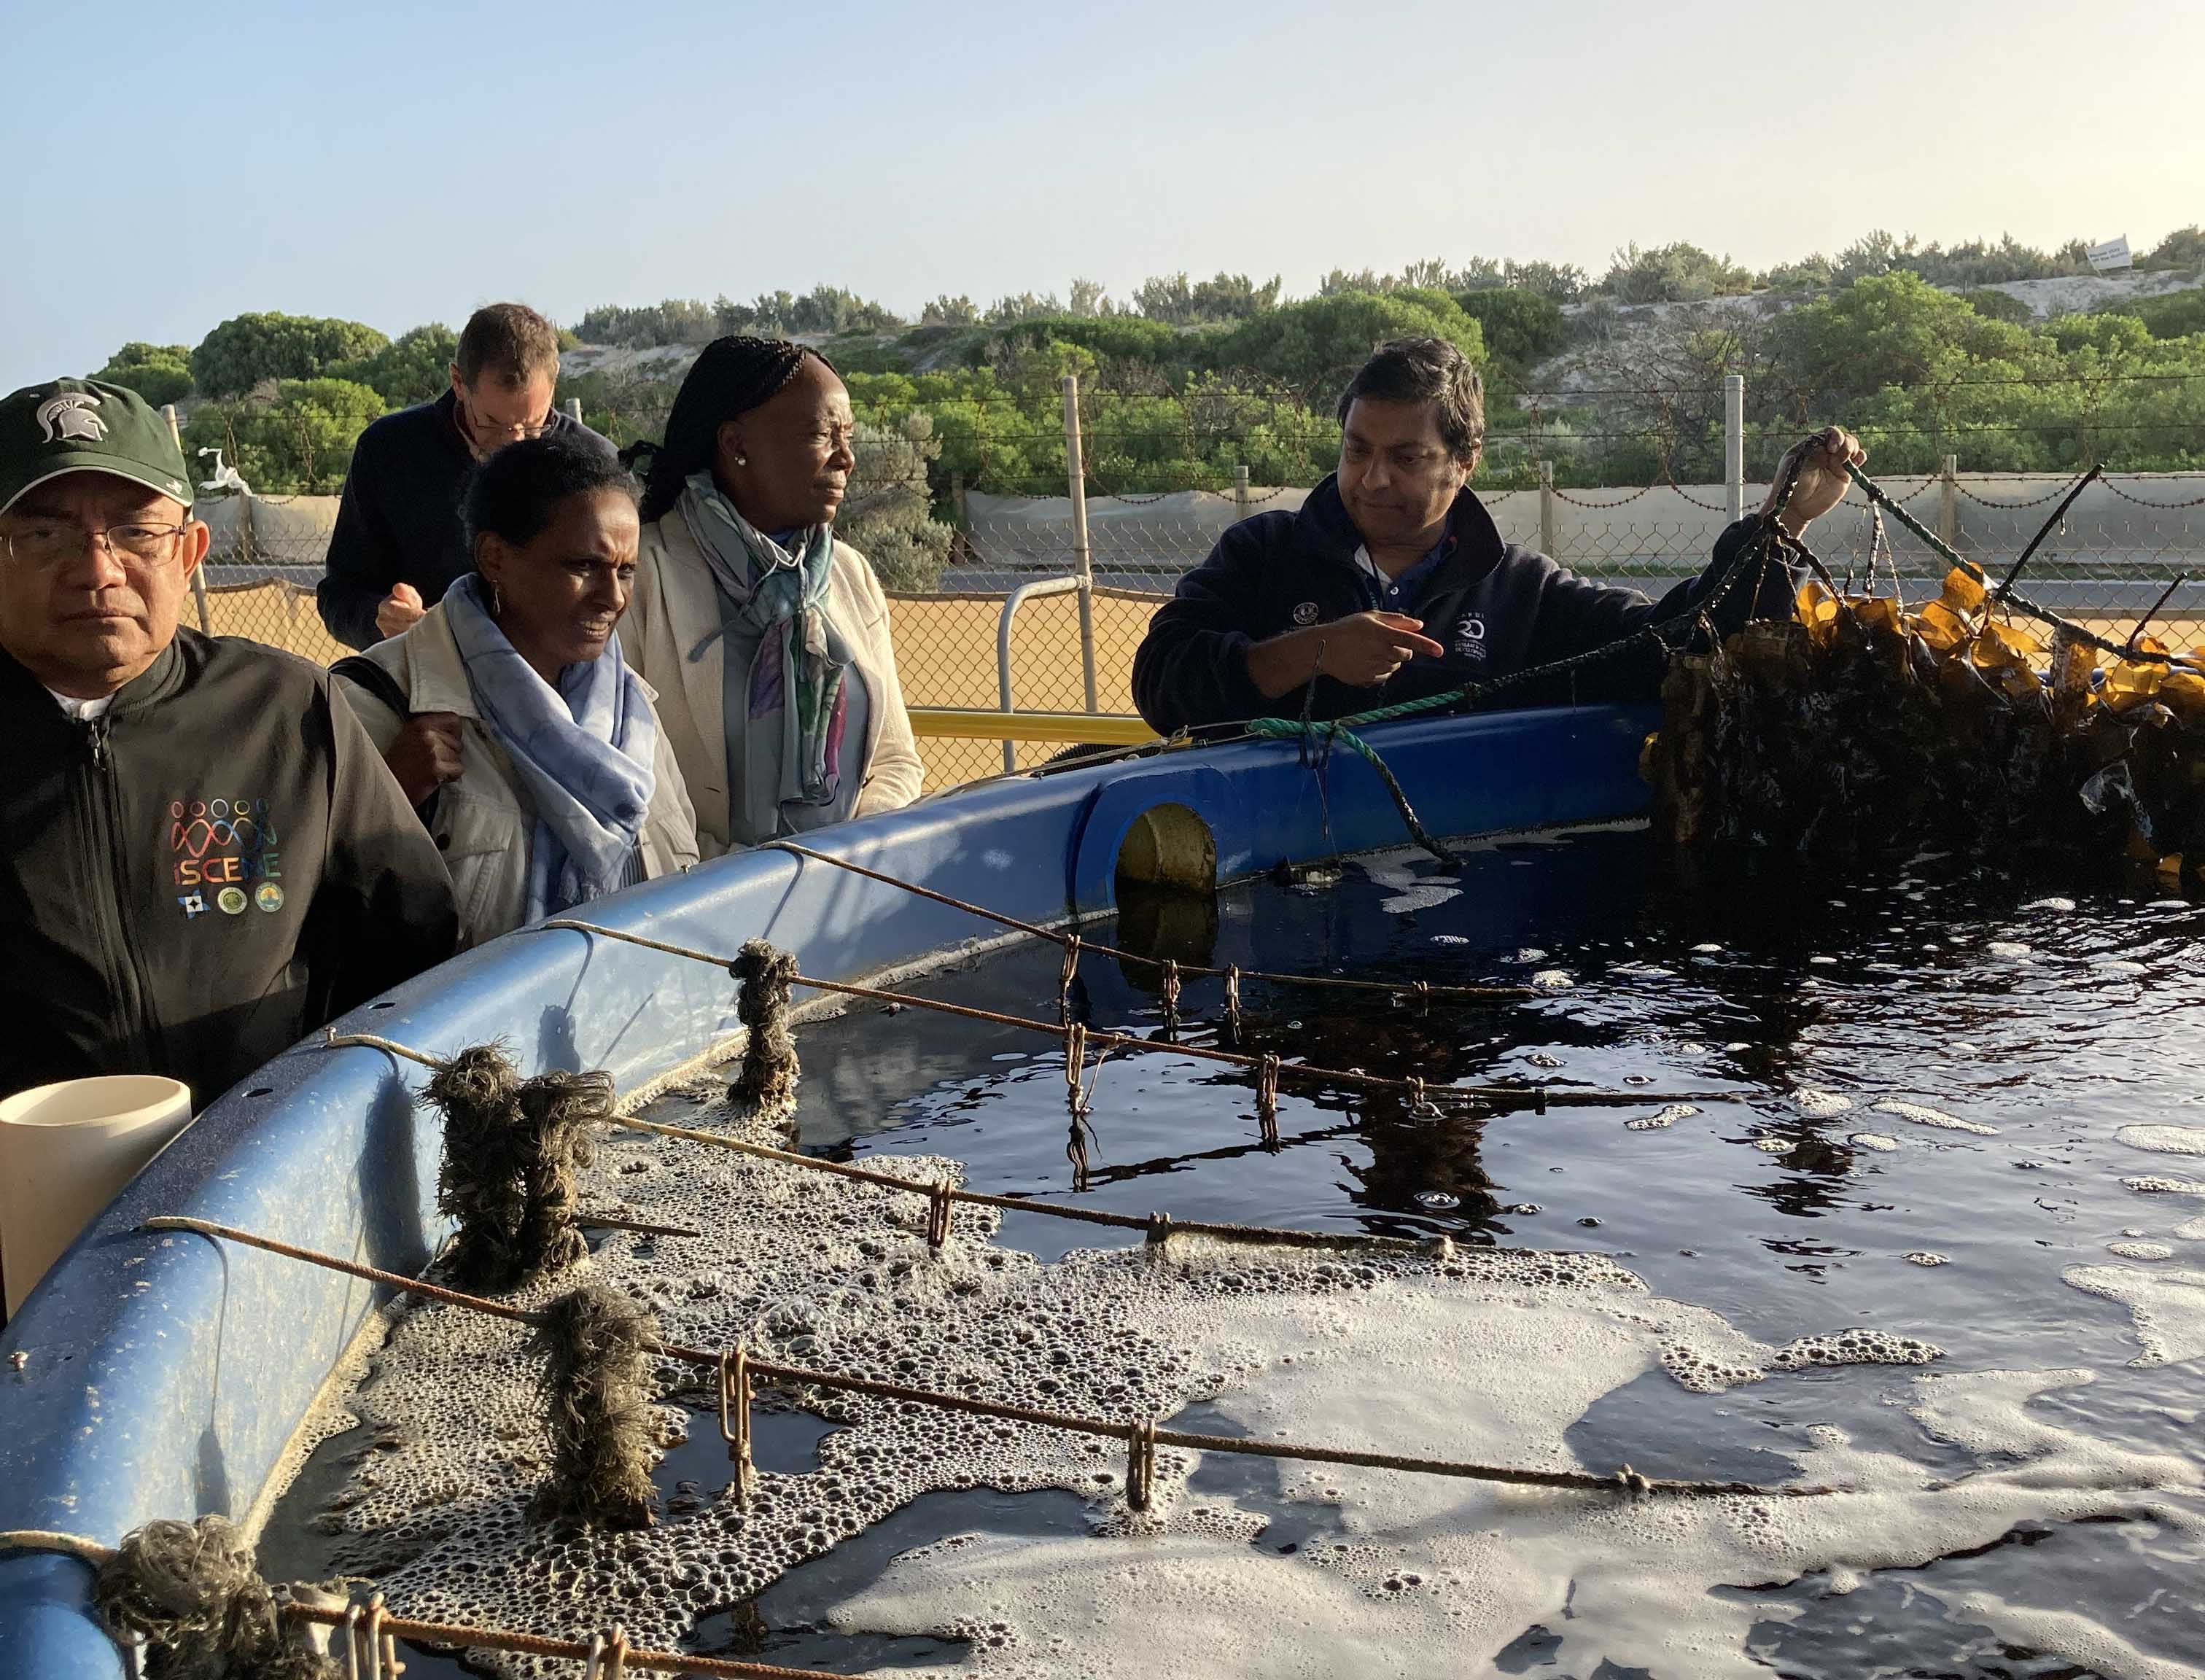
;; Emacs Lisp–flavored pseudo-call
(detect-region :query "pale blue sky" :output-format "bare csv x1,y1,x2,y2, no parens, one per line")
3,0,2198,392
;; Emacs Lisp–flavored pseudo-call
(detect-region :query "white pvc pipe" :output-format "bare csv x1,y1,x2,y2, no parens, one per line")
0,1076,192,1317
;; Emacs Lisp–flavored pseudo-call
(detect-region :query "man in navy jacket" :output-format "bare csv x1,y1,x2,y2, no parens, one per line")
1132,338,1863,732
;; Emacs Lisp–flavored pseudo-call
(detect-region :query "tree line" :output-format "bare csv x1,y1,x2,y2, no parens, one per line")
80,225,2205,591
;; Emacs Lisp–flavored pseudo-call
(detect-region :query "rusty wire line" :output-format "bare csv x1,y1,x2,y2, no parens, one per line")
322,1030,1442,1256
0,1530,845,1679
535,920,1721,1111
141,1216,1822,1503
761,840,1533,1000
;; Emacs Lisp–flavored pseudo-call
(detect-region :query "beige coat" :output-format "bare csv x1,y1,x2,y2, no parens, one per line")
619,510,923,858
336,602,700,946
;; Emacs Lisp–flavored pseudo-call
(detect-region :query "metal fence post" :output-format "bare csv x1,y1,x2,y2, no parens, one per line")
1061,373,1099,714
1939,454,1959,553
1723,374,1745,524
562,397,583,424
1538,459,1558,559
1234,462,1249,517
165,404,212,634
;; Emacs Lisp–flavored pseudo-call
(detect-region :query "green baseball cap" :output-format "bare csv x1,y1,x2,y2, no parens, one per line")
0,377,193,516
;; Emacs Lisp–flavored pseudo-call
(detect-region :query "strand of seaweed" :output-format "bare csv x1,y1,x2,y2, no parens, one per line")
140,1216,1829,1505
532,924,1726,1113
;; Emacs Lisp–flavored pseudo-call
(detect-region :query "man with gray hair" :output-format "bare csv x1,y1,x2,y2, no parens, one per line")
1132,336,1862,731
317,301,612,649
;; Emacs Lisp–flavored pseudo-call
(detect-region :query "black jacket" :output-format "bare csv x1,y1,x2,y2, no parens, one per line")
1131,476,1791,732
0,631,459,1107
316,391,610,650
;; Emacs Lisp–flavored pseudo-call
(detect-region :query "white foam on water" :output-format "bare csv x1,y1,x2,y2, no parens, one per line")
1873,1100,1999,1137
1514,947,1547,964
1692,943,1724,954
2123,1175,2205,1197
2021,897,2078,912
838,1348,2194,1680
2093,959,2149,976
2062,1266,2205,1365
2108,1242,2176,1261
1950,1593,2203,1680
1625,1104,1699,1132
1986,941,2033,962
1754,1137,1792,1153
1792,1087,1854,1116
2117,1125,2205,1158
1531,970,1574,992
1849,1134,1901,1153
1905,1253,1950,1267
1426,934,1469,946
1379,885,1460,914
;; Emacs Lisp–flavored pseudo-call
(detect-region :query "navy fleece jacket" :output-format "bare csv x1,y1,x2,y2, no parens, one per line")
1131,476,1792,733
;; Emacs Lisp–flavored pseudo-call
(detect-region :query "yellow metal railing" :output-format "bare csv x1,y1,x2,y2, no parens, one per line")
906,709,1157,746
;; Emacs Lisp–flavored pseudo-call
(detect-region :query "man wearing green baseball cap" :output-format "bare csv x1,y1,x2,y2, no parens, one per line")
0,377,458,1108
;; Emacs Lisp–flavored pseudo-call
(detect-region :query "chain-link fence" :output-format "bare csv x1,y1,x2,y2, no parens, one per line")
186,371,2205,793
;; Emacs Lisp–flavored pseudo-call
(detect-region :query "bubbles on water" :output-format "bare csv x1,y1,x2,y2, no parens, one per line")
1514,948,1547,964
1625,1104,1699,1132
1872,1100,1999,1137
1986,941,2033,962
1530,971,1574,992
2021,897,2077,912
1792,1086,1853,1116
1753,1138,1792,1154
2115,1124,2205,1157
2107,1241,2175,1261
1771,1329,1943,1371
1849,1134,1901,1153
2062,1264,2205,1366
1905,1253,1950,1267
1412,1191,1460,1212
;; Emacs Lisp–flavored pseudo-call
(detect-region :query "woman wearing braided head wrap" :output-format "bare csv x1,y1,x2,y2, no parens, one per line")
618,336,922,856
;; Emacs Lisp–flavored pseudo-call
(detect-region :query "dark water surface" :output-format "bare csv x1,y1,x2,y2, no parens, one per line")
775,824,2205,1677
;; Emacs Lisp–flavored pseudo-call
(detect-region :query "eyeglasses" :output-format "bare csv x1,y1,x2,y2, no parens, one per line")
459,397,553,443
2,520,191,568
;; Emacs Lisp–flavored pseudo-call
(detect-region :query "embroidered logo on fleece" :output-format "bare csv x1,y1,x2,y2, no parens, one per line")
1454,614,1488,662
171,796,282,919
1291,601,1320,626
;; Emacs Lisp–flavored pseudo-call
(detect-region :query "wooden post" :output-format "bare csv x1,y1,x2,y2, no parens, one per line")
1539,459,1558,559
1723,374,1745,524
1234,462,1250,517
1061,375,1099,715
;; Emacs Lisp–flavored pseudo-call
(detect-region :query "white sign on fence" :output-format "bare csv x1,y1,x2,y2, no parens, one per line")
2087,236,2134,273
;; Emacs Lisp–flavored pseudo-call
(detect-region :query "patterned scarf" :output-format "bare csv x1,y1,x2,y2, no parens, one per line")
443,573,656,922
677,472,852,839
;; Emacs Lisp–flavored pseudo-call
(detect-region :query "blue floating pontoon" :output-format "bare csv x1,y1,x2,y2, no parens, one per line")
0,704,1654,1673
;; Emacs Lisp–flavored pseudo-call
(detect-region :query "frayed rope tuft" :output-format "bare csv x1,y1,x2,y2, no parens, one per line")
728,940,801,1120
93,1514,335,1680
427,1045,603,1292
529,1282,661,1531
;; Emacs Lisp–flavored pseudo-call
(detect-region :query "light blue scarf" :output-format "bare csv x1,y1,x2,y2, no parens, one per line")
443,573,656,922
677,472,853,841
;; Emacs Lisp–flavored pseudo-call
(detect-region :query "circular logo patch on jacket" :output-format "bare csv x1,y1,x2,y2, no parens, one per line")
217,886,248,915
254,882,285,913
1291,601,1319,626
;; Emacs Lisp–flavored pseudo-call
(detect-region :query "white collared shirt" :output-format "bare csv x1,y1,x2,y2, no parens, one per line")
46,688,114,721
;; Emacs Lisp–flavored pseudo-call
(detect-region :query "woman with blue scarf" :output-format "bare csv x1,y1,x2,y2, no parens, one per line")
335,432,699,944
618,337,922,856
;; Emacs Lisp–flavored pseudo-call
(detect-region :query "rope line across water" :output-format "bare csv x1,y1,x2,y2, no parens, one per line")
763,841,1533,1000
324,1030,1462,1256
0,1531,845,1679
140,1217,1827,1503
530,925,1728,1111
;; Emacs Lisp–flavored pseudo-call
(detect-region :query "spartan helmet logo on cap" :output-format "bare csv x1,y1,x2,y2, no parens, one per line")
35,392,108,445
